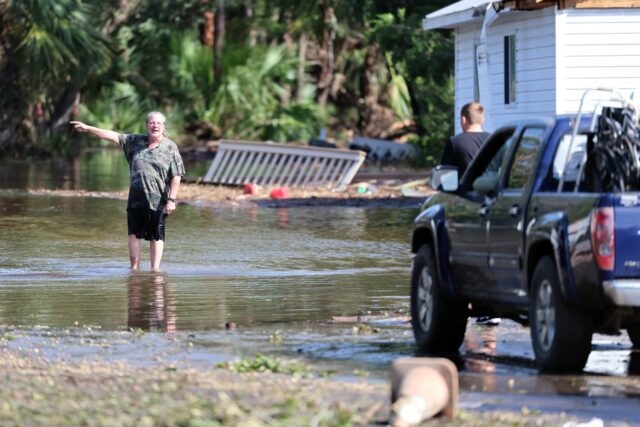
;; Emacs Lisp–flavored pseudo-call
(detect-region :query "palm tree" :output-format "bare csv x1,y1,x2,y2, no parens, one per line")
0,0,113,157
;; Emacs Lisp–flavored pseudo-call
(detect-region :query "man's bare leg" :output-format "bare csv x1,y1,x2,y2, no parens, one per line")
128,234,141,270
150,239,164,271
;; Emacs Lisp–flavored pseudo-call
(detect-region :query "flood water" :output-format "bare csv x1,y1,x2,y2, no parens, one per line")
2,151,640,422
0,193,414,331
0,150,417,374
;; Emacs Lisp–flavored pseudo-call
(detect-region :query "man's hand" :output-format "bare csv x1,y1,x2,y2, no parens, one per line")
69,121,119,144
70,121,89,132
164,200,176,215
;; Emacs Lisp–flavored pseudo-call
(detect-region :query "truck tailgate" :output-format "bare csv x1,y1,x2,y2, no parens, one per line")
614,193,640,278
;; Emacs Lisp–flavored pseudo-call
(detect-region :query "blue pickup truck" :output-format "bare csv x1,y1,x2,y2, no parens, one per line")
411,109,640,372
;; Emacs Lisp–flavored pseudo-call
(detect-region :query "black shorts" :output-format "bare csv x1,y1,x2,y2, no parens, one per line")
127,207,167,241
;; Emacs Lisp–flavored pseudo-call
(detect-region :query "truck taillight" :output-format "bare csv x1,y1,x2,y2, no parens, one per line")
591,207,615,271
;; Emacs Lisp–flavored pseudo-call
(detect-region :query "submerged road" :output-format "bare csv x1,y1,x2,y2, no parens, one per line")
457,319,640,424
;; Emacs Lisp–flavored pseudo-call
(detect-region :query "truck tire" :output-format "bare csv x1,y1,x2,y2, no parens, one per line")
627,325,640,349
530,256,593,372
410,244,468,354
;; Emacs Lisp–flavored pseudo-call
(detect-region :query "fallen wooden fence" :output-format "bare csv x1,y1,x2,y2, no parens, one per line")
202,140,366,191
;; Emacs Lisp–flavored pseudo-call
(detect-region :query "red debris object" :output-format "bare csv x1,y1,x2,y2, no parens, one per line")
243,183,260,194
270,187,290,199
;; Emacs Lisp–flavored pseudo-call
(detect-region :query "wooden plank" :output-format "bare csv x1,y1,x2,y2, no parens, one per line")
508,0,640,8
326,159,345,189
245,152,267,183
510,0,557,10
219,150,241,184
261,152,281,186
300,156,319,188
266,153,287,186
319,158,338,188
231,151,249,185
561,0,640,8
255,153,276,186
236,151,257,184
211,149,231,182
275,154,296,186
284,155,304,187
310,158,327,188
203,148,225,182
337,157,366,190
293,157,312,187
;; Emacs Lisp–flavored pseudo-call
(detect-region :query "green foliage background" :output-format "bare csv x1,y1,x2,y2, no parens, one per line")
0,0,455,165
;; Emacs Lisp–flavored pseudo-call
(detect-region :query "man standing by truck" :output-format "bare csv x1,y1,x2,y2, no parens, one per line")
439,101,491,176
439,101,499,326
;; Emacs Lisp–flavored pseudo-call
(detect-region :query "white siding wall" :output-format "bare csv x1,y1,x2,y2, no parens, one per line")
454,8,557,132
557,9,640,115
453,26,477,132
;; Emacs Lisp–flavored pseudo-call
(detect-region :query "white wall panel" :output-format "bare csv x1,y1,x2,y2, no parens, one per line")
557,8,640,115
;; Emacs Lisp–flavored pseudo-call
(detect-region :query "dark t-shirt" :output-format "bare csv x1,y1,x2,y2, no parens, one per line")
118,134,185,210
440,131,490,175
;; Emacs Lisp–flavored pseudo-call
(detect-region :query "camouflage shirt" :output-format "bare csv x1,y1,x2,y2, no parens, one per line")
118,134,185,210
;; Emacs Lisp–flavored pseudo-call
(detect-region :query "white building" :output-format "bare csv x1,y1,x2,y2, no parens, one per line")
424,0,640,132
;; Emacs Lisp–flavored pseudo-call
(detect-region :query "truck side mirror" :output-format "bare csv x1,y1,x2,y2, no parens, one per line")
430,166,459,192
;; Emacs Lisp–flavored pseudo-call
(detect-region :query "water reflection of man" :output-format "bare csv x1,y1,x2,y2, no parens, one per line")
127,273,176,333
70,112,185,271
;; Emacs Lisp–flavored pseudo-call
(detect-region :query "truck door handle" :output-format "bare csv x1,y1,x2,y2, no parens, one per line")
509,205,521,218
479,206,489,217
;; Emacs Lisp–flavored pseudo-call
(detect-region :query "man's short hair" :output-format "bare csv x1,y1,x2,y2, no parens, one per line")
460,102,484,125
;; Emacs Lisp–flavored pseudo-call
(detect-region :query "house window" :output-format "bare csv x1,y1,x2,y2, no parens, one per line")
504,34,516,104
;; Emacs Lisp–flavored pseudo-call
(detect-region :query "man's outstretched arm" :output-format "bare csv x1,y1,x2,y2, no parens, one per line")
70,121,119,144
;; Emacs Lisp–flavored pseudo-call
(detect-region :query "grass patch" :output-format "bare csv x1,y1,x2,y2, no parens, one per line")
0,333,14,341
217,353,321,378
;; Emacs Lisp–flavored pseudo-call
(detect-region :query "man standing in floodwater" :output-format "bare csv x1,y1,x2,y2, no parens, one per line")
70,112,185,271
439,101,491,176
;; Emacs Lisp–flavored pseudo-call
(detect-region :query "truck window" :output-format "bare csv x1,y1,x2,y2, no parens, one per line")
553,134,587,191
506,127,545,190
461,126,516,194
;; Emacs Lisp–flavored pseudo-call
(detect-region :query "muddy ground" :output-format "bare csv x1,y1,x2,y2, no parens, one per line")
0,324,599,427
27,178,433,209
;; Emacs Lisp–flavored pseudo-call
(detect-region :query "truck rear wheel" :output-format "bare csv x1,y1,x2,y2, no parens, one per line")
530,256,593,372
410,245,467,354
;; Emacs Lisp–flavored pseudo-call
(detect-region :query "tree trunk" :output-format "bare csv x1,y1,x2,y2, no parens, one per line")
213,0,225,82
102,0,143,34
48,87,80,135
316,4,336,109
0,63,35,158
296,33,307,103
358,44,379,132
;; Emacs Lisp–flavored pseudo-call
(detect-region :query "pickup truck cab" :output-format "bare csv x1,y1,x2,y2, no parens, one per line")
411,114,640,372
